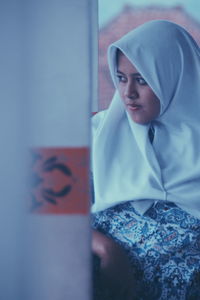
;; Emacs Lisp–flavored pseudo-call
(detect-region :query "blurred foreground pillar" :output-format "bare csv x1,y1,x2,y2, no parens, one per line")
25,1,97,300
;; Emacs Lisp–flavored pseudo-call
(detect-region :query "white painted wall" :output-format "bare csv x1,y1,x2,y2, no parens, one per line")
0,1,27,299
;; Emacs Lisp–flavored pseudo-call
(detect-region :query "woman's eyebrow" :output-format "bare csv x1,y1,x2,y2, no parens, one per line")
116,70,141,77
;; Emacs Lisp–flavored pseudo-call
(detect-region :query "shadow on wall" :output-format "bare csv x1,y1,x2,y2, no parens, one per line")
98,5,200,110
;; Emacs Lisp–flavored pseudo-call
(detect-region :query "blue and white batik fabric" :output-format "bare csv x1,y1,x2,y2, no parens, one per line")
92,201,200,300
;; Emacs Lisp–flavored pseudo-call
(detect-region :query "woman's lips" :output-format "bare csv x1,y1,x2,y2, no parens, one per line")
127,104,141,111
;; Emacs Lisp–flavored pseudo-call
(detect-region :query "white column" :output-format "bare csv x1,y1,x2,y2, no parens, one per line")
25,1,97,300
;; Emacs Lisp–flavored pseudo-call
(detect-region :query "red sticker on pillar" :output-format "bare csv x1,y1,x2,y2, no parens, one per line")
30,147,89,214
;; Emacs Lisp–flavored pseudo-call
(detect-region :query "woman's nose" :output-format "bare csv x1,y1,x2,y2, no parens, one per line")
124,81,138,99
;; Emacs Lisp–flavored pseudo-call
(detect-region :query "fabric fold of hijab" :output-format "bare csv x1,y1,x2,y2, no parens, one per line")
92,20,200,219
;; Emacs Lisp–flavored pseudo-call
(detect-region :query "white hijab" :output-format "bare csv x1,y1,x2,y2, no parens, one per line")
92,20,200,219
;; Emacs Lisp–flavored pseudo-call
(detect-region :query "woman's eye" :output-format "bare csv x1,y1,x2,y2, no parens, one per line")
136,77,147,85
116,74,127,83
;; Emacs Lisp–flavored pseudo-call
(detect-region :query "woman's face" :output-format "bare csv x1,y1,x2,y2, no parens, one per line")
116,51,160,124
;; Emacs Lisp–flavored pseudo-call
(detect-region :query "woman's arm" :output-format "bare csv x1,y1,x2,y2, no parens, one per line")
92,229,135,300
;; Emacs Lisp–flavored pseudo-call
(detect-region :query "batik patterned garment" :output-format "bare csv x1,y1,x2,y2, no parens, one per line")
92,201,200,300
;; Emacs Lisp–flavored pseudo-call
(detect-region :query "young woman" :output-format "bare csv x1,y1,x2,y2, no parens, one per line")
91,20,200,300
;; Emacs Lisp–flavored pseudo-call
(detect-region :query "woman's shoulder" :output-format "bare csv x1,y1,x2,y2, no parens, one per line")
92,109,108,130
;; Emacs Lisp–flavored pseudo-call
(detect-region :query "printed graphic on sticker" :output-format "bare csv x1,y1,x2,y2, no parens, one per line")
30,148,89,214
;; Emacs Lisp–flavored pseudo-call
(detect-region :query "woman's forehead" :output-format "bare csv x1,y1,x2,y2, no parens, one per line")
117,51,139,74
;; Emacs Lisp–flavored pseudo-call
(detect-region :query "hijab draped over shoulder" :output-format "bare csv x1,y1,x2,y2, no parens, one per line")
92,20,200,219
